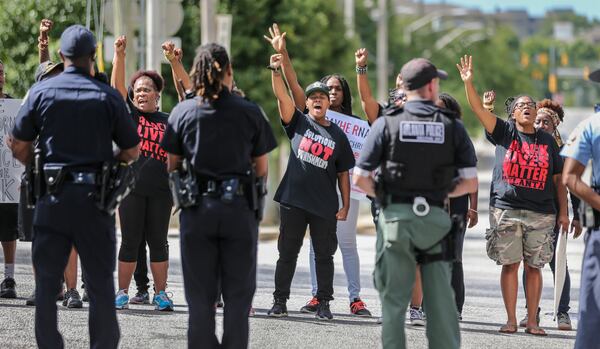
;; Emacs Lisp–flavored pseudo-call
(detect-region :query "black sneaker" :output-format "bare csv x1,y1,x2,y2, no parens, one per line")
299,297,319,313
350,298,372,317
267,298,288,318
26,290,35,306
0,277,17,298
316,300,333,320
62,289,83,308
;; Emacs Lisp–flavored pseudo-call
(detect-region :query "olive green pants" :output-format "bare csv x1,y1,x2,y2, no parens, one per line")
375,203,460,349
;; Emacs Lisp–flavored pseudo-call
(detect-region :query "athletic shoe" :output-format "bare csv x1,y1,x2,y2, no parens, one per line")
300,297,319,313
409,307,425,326
26,290,35,306
267,298,288,317
519,307,541,327
82,288,89,302
115,289,129,310
350,298,372,317
154,291,174,311
557,312,572,330
63,289,83,308
0,277,17,298
130,291,150,305
316,300,333,320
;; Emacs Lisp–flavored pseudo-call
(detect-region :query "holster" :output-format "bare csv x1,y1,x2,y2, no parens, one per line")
43,163,68,195
94,161,136,215
168,159,199,211
416,214,463,264
247,167,267,221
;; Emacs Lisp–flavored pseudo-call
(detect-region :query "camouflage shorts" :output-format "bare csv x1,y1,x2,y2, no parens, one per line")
485,207,555,268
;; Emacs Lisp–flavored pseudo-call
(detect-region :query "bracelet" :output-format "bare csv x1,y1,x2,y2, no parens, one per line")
164,51,176,62
469,208,478,214
356,65,367,75
267,65,280,73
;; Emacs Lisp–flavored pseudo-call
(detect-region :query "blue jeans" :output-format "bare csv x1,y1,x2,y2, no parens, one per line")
309,198,361,301
575,230,600,349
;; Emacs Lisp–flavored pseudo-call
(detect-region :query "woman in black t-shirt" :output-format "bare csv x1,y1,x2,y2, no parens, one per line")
111,36,173,311
457,55,568,336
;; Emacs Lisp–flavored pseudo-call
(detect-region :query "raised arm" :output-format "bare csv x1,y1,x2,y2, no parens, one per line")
264,23,305,110
270,54,295,124
38,19,53,63
110,35,128,99
456,55,497,134
163,41,192,101
483,90,496,113
355,48,380,124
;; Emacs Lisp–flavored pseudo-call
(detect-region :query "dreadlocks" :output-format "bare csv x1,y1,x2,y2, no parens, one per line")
190,43,230,102
320,74,353,116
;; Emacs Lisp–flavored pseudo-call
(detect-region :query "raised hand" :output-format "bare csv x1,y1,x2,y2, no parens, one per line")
269,54,283,70
174,48,183,62
355,48,368,67
456,55,473,82
114,35,127,56
40,19,53,34
263,23,287,53
162,41,176,62
483,90,496,105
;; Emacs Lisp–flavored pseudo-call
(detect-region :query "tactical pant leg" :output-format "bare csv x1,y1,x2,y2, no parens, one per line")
375,223,416,349
421,253,460,349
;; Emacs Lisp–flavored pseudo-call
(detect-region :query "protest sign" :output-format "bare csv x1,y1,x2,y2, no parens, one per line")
326,110,370,201
0,99,25,203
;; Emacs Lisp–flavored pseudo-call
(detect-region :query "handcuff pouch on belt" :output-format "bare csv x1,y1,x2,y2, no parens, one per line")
169,159,199,211
580,186,600,228
416,213,463,265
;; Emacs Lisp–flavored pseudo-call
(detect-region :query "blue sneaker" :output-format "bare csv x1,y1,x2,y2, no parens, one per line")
115,289,129,310
154,291,174,311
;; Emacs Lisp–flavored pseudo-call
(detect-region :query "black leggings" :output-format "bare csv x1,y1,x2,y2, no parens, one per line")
118,193,172,263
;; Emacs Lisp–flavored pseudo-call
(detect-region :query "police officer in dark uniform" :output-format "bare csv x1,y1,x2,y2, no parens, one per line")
353,58,478,349
8,25,140,349
161,43,276,349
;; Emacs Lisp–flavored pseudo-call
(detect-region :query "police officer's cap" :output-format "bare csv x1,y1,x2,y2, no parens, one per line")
589,69,600,83
305,81,330,99
34,61,64,82
400,58,448,91
59,25,97,59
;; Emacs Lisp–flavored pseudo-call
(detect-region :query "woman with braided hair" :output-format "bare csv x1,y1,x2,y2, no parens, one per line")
457,55,569,336
162,43,276,348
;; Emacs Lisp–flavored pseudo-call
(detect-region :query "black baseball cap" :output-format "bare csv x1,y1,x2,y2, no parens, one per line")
35,61,64,82
400,58,448,91
305,81,330,99
59,24,97,59
589,68,600,83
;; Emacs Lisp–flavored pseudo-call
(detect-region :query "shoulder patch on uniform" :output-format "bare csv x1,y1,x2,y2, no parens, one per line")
399,121,444,144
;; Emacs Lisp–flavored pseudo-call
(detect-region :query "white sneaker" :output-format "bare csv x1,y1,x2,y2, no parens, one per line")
409,307,425,326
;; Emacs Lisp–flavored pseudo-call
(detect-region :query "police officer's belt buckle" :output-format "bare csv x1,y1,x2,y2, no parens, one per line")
412,196,430,217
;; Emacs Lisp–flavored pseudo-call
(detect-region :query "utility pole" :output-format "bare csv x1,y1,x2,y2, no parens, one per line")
201,0,217,44
344,0,355,38
377,0,388,102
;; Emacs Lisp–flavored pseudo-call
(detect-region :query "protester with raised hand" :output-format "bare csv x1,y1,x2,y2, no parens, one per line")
162,41,192,101
457,55,568,336
111,35,174,311
265,24,372,317
267,52,355,320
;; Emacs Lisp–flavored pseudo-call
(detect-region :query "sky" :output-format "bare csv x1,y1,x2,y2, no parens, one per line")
423,0,600,21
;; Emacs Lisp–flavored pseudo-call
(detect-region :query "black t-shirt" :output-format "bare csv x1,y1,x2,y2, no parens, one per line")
161,89,277,179
487,118,563,214
274,109,355,220
127,100,170,197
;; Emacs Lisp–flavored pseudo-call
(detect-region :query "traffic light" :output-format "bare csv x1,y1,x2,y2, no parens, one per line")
584,66,590,80
548,74,558,93
520,53,529,68
531,69,544,80
538,53,548,66
560,52,569,66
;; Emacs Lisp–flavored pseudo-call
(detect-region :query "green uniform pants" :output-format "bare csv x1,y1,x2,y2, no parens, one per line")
374,203,460,349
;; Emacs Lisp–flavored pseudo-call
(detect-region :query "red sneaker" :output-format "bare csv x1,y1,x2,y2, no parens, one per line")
300,297,319,313
350,298,372,317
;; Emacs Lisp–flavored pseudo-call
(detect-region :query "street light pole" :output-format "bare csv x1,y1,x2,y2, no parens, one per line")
201,0,217,44
377,0,388,102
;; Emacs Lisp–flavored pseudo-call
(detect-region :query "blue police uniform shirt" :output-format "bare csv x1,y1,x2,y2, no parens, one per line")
161,89,277,179
12,66,139,165
561,114,600,185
